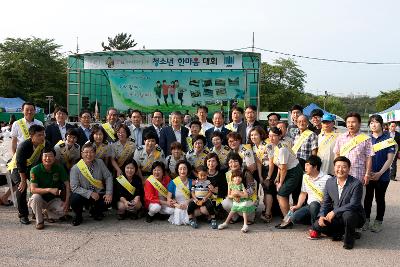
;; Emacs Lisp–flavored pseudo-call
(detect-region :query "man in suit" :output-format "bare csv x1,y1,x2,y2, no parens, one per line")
310,156,366,250
128,109,145,145
76,110,92,148
237,105,263,144
159,111,189,156
388,122,400,181
205,111,230,149
45,106,73,148
143,110,164,144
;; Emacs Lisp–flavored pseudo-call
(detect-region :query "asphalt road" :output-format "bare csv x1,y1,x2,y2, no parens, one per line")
0,179,399,266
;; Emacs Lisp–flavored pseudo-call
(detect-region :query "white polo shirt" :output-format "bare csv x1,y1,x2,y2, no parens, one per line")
11,118,43,147
301,172,331,204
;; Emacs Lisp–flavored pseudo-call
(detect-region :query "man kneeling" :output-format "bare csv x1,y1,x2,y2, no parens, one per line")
29,147,70,230
70,143,113,226
310,156,366,249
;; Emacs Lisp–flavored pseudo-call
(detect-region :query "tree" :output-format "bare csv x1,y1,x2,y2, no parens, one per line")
101,33,137,51
376,89,400,112
0,37,67,112
259,58,306,111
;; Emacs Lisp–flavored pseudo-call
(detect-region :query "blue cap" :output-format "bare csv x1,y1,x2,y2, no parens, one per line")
322,114,336,122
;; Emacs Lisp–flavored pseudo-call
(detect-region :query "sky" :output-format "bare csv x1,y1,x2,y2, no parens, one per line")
1,0,400,97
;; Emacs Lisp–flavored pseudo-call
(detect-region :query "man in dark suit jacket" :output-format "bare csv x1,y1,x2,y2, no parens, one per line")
45,107,73,148
76,110,92,148
311,156,366,250
388,122,400,181
205,111,231,148
143,110,164,145
237,105,263,144
159,111,189,156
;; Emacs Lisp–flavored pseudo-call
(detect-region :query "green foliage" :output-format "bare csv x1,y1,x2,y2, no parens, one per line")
376,89,400,112
260,58,306,111
0,37,67,111
101,33,137,51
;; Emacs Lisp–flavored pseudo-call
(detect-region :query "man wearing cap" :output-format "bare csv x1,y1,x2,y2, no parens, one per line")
318,114,339,175
310,109,324,135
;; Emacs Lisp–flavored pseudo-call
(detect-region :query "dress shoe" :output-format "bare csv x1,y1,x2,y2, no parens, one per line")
72,217,82,226
332,235,343,241
276,221,293,229
146,214,154,223
343,241,354,250
353,232,361,239
20,217,30,225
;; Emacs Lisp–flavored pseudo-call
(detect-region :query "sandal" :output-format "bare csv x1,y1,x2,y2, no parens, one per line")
264,213,272,223
47,218,56,223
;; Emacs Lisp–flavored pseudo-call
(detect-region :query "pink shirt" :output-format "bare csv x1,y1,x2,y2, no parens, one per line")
333,131,374,181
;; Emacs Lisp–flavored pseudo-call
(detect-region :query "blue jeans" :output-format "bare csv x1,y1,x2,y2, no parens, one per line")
291,201,321,225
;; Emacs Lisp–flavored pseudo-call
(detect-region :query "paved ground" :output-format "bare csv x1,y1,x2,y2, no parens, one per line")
0,180,399,266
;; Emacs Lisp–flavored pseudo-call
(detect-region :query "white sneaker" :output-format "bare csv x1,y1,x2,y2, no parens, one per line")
241,224,249,233
218,223,228,230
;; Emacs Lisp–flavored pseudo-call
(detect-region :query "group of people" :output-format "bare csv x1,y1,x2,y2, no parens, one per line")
2,101,398,250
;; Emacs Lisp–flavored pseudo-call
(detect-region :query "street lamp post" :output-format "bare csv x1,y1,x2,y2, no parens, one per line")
45,96,53,115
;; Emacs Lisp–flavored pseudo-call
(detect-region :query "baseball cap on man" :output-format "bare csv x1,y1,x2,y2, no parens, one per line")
321,114,336,122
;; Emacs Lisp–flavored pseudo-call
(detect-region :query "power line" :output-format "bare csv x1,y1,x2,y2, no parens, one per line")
236,46,400,65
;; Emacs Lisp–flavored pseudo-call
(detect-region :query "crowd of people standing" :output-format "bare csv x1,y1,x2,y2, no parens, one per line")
1,101,399,250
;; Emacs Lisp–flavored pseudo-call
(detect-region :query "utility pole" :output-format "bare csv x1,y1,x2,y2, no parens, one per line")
323,90,328,110
252,32,255,52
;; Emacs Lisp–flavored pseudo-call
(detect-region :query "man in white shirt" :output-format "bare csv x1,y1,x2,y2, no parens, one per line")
11,102,43,154
196,106,213,134
128,109,144,145
277,155,330,229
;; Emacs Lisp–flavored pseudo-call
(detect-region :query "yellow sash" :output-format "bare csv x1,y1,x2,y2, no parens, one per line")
147,175,168,198
372,138,397,152
303,174,323,202
194,151,208,168
17,118,29,140
225,170,232,184
116,175,136,195
239,144,252,159
173,177,190,200
117,142,135,167
186,136,193,151
226,122,236,132
76,159,104,189
7,142,45,171
340,133,370,156
317,132,338,156
96,144,108,159
102,122,116,141
292,129,313,154
142,149,162,172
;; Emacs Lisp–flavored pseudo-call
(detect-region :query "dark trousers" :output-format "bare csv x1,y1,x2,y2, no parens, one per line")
70,193,108,219
364,180,390,221
10,169,29,218
292,158,306,205
187,199,215,216
313,211,364,244
291,201,320,225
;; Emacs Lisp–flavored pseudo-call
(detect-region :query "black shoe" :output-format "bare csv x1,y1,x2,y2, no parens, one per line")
20,216,30,225
129,213,138,220
332,235,343,241
276,221,293,229
59,215,73,222
117,214,126,220
343,241,354,250
146,214,154,223
72,217,82,226
353,232,361,240
93,214,103,221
